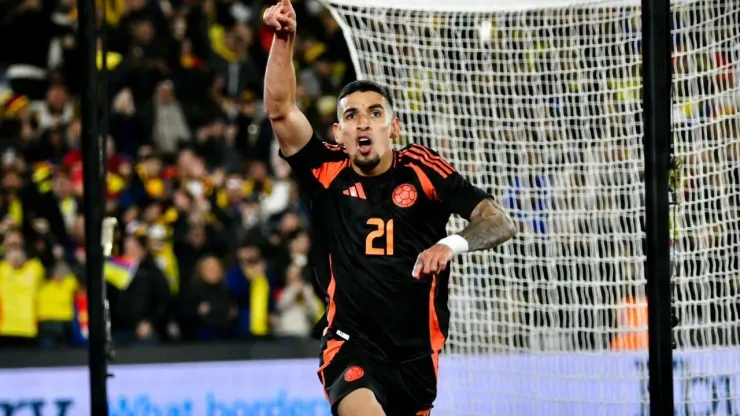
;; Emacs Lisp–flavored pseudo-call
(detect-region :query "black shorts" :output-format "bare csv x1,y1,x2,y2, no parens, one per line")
317,335,437,416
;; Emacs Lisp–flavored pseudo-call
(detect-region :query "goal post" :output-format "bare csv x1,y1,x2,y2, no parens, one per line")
641,0,674,412
318,0,740,414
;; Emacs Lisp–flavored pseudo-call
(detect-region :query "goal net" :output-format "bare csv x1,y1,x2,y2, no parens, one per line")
317,0,740,414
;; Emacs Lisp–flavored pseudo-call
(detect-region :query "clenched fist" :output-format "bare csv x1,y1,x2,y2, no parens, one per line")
412,244,454,279
263,0,297,33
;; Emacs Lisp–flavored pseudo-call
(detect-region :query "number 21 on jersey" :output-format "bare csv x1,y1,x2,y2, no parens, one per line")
365,218,394,256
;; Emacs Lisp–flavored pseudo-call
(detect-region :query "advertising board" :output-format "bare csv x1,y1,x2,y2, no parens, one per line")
1,350,738,415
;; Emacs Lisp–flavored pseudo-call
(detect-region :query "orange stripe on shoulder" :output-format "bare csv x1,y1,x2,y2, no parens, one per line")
408,145,455,175
411,144,455,172
401,152,449,179
312,159,349,189
408,163,439,201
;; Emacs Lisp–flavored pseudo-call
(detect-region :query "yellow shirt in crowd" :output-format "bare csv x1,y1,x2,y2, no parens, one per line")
0,259,45,337
37,274,78,322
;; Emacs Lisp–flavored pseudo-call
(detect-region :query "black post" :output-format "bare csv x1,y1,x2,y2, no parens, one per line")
98,1,115,370
641,0,674,414
78,0,109,413
99,3,108,146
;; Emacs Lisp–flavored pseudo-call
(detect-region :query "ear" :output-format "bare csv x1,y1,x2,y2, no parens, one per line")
389,117,401,140
332,123,342,144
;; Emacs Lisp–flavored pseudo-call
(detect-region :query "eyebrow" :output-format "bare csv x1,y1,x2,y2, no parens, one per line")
343,104,385,116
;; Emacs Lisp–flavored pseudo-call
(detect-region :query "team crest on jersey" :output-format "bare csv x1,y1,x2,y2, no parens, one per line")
392,183,418,208
344,366,365,382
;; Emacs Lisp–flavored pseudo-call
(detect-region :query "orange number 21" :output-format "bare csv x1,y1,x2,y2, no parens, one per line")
365,218,394,256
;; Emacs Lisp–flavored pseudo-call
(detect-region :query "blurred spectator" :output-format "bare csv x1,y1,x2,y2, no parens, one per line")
140,80,191,158
181,256,236,340
173,219,226,293
112,230,171,345
29,84,74,134
0,229,45,347
226,237,277,339
0,0,76,100
147,223,180,292
0,168,28,233
0,87,33,141
36,263,78,348
25,172,74,262
274,263,321,338
208,23,262,101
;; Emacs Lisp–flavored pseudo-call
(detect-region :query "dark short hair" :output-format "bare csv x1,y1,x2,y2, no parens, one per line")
337,80,394,114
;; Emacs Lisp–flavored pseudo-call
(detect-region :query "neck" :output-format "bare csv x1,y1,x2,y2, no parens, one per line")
352,151,393,177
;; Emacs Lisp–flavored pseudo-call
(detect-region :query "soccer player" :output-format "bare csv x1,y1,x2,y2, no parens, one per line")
263,1,516,415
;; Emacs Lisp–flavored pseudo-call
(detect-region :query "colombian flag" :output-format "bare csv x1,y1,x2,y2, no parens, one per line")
104,256,137,290
0,90,29,119
71,291,88,345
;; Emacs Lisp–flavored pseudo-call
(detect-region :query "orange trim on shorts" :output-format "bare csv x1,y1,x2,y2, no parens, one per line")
319,339,344,373
408,163,439,201
318,254,343,404
312,160,349,189
429,275,445,383
416,410,432,416
318,339,345,403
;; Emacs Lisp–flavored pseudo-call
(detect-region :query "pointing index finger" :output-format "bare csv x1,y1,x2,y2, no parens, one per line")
282,0,291,7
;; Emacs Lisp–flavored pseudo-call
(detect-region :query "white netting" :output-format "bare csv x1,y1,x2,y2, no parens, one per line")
318,0,740,414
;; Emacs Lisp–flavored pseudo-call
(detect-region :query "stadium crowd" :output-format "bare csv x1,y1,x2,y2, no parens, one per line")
0,0,354,348
0,0,738,353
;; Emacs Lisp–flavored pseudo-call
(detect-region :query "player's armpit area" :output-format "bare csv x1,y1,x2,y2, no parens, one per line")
458,198,516,251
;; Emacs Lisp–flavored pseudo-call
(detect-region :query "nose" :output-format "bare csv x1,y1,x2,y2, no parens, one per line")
357,114,370,130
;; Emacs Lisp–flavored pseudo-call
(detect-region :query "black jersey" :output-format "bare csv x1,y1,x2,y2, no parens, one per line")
281,135,490,364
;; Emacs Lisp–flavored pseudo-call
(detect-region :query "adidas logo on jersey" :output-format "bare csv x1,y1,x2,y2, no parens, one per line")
342,183,367,199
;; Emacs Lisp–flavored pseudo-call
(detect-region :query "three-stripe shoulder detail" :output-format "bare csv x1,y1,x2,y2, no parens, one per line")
398,144,455,178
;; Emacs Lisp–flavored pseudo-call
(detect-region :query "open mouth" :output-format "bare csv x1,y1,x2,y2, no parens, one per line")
358,137,372,154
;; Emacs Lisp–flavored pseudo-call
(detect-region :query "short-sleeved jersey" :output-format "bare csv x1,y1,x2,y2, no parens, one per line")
281,135,490,363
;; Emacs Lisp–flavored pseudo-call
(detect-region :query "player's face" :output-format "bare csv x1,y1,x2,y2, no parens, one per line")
334,91,400,173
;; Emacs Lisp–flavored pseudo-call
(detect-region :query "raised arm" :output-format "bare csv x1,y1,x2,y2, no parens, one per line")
263,0,313,157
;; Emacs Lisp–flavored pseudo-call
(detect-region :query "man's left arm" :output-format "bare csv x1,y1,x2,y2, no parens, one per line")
413,197,516,278
411,152,516,278
457,198,517,251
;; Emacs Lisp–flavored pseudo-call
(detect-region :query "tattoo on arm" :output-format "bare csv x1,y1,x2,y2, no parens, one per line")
458,199,516,251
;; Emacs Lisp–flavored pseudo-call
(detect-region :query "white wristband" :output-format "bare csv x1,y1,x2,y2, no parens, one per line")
437,235,469,256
